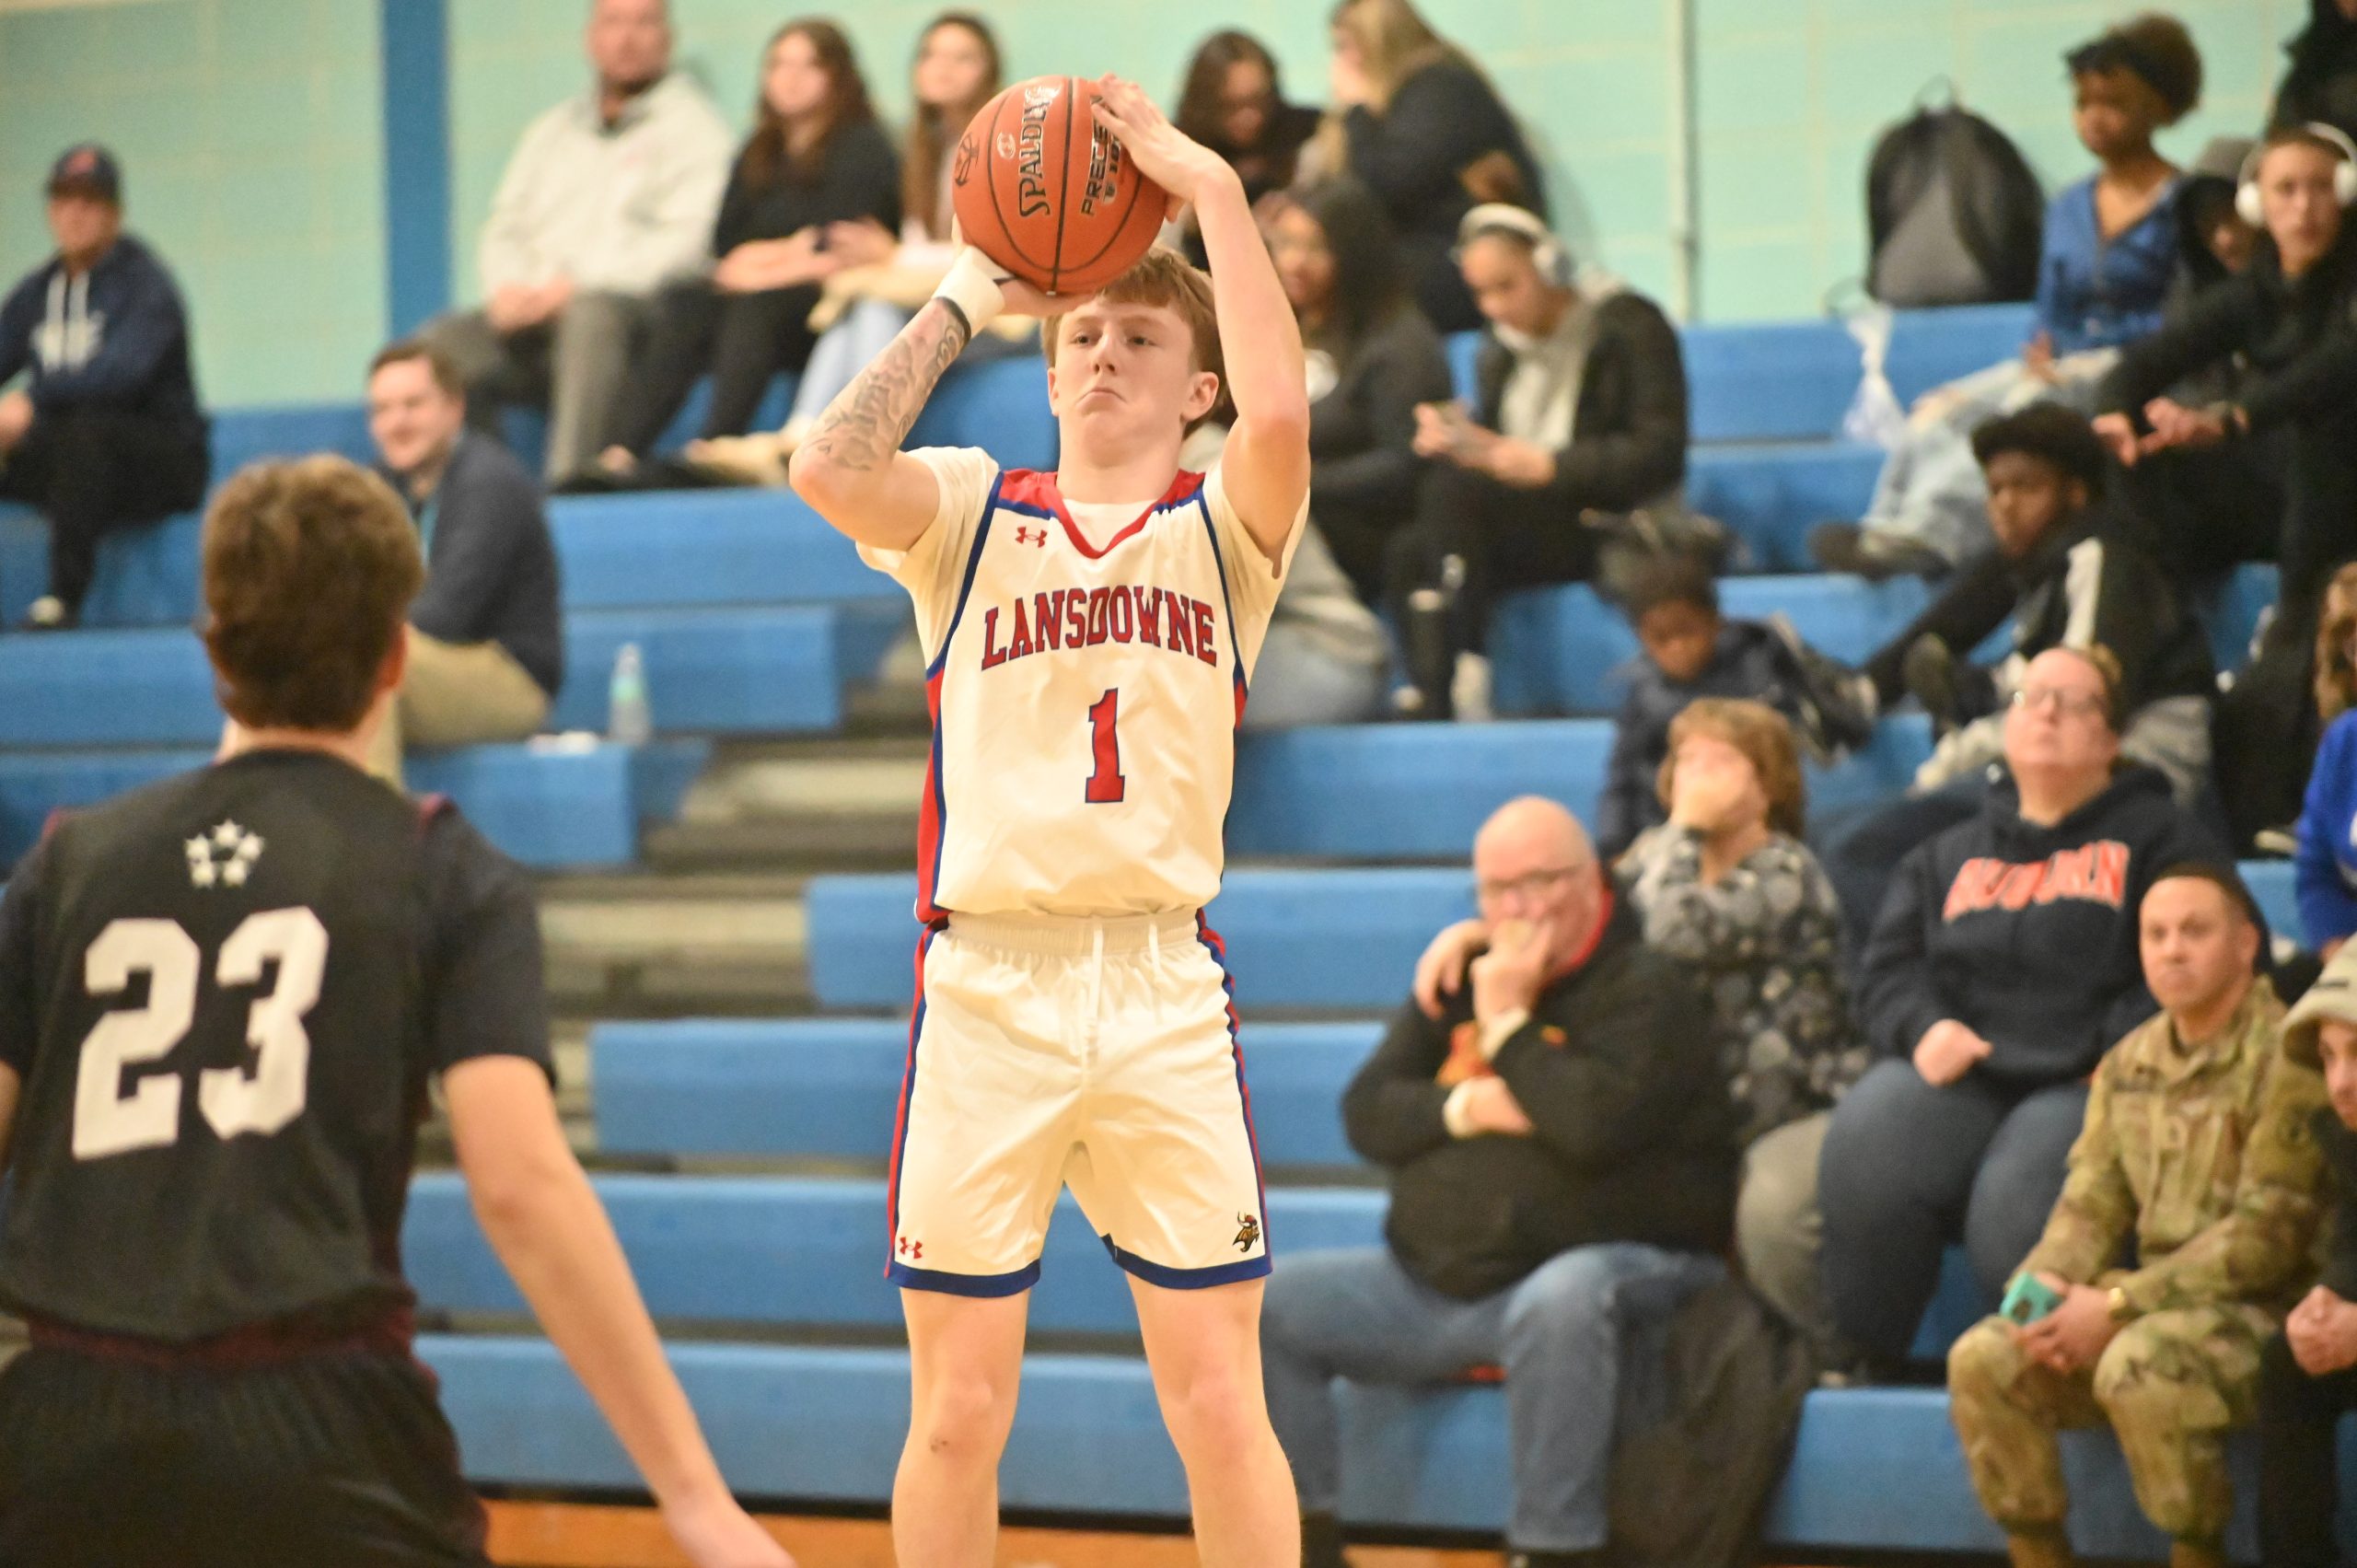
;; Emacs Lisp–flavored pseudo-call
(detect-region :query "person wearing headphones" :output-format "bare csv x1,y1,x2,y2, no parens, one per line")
2093,122,2357,850
1387,204,1692,719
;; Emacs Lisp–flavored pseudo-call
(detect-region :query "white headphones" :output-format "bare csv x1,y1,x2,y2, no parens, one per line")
1455,203,1573,288
2236,122,2357,227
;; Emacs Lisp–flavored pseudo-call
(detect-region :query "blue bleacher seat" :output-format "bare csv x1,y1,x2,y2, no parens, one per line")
2245,858,2297,945
804,868,1475,1013
550,491,899,610
0,603,900,748
1687,442,1882,572
593,1017,1372,1168
0,738,703,870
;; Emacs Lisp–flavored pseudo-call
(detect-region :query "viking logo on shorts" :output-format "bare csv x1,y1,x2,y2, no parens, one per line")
1233,1214,1260,1253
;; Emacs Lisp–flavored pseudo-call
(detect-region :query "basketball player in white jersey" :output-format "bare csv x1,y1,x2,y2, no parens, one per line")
787,75,1307,1568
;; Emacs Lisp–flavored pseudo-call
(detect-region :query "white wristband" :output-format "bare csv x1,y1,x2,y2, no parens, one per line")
1443,1080,1480,1139
932,247,1007,339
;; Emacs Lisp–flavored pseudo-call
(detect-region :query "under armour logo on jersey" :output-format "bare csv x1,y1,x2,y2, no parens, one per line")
1233,1213,1260,1253
896,1235,923,1260
1013,525,1048,547
185,819,265,889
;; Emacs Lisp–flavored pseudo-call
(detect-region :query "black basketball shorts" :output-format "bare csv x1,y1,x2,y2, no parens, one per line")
0,1344,491,1568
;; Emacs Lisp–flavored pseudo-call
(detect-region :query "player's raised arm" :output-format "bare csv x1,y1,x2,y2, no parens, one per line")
1093,76,1310,563
789,259,1082,552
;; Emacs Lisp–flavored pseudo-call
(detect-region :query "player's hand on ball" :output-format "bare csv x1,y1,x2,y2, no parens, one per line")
662,1492,796,1568
1090,74,1229,210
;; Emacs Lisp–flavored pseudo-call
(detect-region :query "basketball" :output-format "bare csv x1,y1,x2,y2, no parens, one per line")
950,75,1168,296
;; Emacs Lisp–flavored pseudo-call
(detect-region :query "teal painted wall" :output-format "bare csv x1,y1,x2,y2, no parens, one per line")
451,0,2293,321
0,0,386,407
0,0,2304,406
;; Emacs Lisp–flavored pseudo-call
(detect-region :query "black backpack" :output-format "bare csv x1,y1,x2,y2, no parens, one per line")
1607,1276,1817,1568
1864,84,2045,308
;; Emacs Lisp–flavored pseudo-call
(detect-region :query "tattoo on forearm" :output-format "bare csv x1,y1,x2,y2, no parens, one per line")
800,302,970,473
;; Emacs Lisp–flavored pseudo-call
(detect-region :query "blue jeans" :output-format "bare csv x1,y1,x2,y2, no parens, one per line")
1817,1058,2089,1359
1260,1242,1724,1551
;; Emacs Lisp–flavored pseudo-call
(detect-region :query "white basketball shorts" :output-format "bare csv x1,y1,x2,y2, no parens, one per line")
884,909,1271,1295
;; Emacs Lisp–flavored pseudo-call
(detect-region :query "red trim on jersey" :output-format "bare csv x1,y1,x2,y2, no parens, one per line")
996,468,1206,561
914,665,949,925
883,928,935,1269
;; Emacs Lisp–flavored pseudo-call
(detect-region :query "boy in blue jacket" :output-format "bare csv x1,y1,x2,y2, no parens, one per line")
0,145,207,629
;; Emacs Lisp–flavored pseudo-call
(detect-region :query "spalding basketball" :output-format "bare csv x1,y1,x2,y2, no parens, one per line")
951,75,1168,296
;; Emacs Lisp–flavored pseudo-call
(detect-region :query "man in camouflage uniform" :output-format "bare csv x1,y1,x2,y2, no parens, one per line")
1945,865,2328,1568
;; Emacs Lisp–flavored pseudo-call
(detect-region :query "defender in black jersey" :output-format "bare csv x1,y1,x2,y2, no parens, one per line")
0,456,792,1568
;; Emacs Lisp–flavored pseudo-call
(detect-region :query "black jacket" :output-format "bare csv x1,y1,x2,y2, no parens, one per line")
1307,302,1454,600
1597,620,1810,859
1858,765,2225,1085
1343,60,1545,331
0,234,205,441
2275,0,2357,146
2314,1108,2357,1300
1343,895,1739,1300
387,435,564,697
713,120,900,257
2097,233,2357,436
1471,290,1689,517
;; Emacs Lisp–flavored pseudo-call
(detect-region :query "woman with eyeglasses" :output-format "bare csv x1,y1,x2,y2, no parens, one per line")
1815,644,2235,1373
2293,563,2357,958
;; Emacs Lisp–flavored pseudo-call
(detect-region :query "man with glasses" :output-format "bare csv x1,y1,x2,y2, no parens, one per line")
1818,645,2232,1376
1259,796,1737,1568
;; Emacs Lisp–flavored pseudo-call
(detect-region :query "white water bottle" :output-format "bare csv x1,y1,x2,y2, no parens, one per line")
608,642,652,746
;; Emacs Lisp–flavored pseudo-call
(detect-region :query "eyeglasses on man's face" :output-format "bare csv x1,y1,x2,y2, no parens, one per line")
1475,865,1583,905
2010,684,2106,719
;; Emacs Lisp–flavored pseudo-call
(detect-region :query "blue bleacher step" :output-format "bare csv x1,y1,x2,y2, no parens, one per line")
1688,443,1882,573
421,1334,2302,1557
805,867,1474,1014
1230,714,1933,860
550,490,899,610
594,1017,1373,1168
0,738,705,871
0,605,899,748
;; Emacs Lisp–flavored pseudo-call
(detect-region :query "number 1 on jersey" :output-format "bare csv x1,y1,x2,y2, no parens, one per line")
1086,689,1126,804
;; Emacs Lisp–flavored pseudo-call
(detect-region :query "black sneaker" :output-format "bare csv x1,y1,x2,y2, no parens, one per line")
1301,1511,1351,1568
1766,613,1878,761
1808,521,1949,583
1901,633,1962,733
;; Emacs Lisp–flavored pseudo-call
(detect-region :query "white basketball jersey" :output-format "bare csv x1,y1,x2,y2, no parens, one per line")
861,447,1302,921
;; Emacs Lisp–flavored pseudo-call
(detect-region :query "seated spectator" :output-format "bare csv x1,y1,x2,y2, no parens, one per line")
1173,30,1321,266
2095,125,2357,847
357,343,563,785
2259,943,2357,1568
422,0,731,484
0,145,206,631
1262,796,1736,1568
1420,705,1864,1349
1948,865,2321,1568
1390,204,1693,719
1321,0,1546,331
658,13,1017,490
1842,403,2215,805
595,19,900,482
1589,557,1845,859
1813,14,2202,579
1271,177,1452,604
2294,563,2357,956
2100,124,2357,606
2272,0,2357,145
1818,645,2227,1365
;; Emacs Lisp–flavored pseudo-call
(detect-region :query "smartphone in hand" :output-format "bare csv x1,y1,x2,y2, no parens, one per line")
2000,1272,2064,1325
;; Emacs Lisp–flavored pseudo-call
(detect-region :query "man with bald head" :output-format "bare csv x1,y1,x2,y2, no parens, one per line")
1262,796,1738,1568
